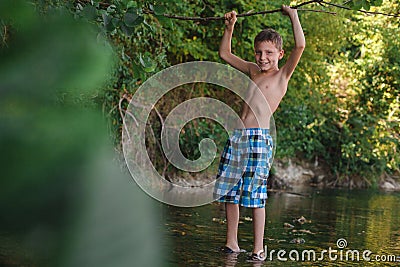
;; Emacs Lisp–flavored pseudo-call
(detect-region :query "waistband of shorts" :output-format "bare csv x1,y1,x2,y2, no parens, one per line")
233,128,270,135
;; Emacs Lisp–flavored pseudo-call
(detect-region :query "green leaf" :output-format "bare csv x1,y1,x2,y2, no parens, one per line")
131,61,143,79
126,1,137,9
106,4,116,14
124,12,139,27
121,0,133,5
102,13,110,24
153,5,166,16
352,0,364,10
112,17,120,28
346,0,364,10
135,15,144,25
127,7,139,14
102,14,115,32
139,53,157,72
371,0,383,6
362,1,371,11
155,15,172,28
120,24,134,36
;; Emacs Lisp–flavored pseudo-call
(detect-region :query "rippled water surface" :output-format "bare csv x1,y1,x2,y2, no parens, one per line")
163,188,400,266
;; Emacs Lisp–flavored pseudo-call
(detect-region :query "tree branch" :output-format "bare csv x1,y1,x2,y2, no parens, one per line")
146,0,335,21
297,8,336,15
320,1,400,18
88,0,399,20
144,0,399,21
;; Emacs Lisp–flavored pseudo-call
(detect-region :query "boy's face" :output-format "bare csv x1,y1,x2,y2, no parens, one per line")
254,41,284,72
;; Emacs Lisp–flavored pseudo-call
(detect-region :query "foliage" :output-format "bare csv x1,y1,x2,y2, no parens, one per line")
275,1,399,183
5,0,398,185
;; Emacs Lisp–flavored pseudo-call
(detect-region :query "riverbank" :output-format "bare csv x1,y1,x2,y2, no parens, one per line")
270,158,400,191
140,154,400,192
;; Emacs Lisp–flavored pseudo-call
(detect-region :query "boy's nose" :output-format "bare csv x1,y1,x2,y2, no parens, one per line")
260,52,267,60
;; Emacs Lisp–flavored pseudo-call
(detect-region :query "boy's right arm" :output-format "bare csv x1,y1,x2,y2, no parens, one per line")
219,11,253,75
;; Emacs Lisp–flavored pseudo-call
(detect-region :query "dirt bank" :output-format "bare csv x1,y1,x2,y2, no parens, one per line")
269,158,400,191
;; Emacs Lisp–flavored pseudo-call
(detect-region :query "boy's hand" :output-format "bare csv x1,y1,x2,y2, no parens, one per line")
281,5,297,16
224,11,237,31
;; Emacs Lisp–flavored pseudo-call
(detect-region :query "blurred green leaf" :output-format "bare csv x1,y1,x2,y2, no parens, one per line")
0,0,36,30
0,3,113,99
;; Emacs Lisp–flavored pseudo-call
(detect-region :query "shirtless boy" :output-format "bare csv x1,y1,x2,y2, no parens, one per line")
214,5,305,261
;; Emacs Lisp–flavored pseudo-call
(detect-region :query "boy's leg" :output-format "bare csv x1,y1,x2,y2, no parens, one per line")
225,202,240,251
252,207,265,254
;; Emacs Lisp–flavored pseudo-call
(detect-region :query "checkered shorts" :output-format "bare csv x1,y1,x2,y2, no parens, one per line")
213,128,273,208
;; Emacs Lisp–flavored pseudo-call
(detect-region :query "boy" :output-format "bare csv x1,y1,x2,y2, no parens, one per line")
214,5,305,261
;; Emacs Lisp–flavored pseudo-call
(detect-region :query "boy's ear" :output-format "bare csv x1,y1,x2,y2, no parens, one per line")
279,50,285,60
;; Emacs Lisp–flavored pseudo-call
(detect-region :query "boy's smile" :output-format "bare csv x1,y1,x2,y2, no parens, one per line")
254,41,284,72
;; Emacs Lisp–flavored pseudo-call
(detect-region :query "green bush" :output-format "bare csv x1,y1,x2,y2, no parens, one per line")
13,0,399,184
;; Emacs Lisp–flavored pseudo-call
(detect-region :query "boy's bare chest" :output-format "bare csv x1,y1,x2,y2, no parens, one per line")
251,72,283,92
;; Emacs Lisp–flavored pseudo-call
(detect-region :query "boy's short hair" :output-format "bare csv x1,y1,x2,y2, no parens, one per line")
254,28,283,51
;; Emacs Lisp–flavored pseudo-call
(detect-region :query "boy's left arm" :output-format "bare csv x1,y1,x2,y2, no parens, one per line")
281,5,305,80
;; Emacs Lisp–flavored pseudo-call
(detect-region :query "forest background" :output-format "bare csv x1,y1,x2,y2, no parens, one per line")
2,0,399,188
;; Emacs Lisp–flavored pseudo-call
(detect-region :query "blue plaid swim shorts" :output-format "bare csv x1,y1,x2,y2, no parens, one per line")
213,128,273,208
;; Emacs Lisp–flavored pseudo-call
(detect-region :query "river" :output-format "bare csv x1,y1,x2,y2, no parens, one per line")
163,188,400,266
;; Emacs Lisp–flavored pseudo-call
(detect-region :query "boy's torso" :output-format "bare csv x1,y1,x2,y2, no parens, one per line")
239,65,288,129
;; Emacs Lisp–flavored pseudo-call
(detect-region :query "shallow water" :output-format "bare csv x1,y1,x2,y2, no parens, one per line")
162,188,400,266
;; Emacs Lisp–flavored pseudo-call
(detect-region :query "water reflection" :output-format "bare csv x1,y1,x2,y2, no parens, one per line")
223,252,239,267
164,189,400,266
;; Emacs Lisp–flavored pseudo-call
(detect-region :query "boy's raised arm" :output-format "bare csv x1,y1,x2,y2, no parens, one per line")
281,6,305,80
219,11,253,75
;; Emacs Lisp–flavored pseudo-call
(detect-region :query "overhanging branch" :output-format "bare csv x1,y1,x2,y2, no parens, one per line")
145,0,399,21
147,0,334,21
320,1,400,18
